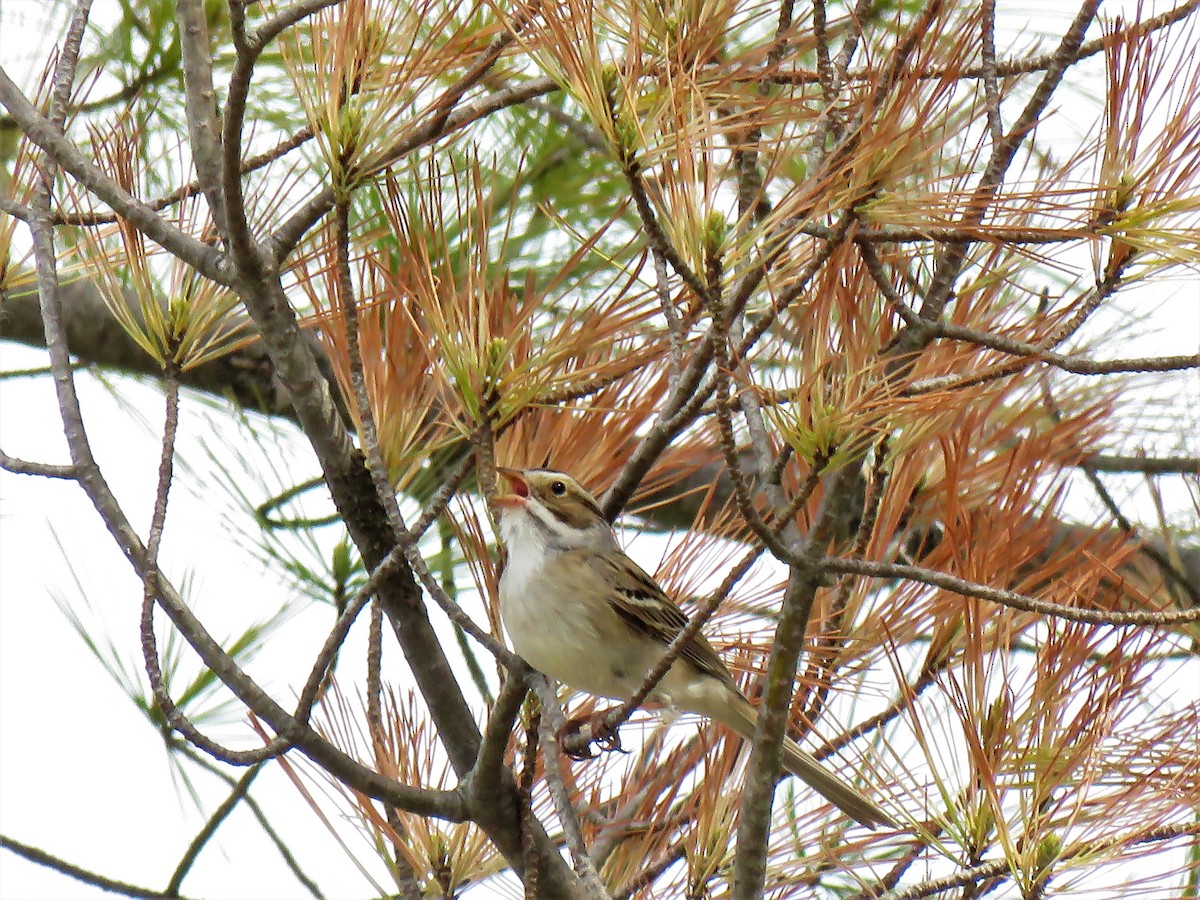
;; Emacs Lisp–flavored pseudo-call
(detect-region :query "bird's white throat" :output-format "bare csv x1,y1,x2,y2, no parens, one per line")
498,506,550,597
500,500,617,554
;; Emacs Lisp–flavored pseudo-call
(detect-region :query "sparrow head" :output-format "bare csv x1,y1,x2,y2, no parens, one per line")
495,467,615,551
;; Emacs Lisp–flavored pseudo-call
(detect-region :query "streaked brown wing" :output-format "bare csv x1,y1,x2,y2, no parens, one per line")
583,548,734,687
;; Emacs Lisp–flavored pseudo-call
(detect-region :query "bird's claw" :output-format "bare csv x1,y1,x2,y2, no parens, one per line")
557,710,626,759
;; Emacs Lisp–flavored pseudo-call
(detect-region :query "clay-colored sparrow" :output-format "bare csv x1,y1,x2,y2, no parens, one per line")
494,467,894,829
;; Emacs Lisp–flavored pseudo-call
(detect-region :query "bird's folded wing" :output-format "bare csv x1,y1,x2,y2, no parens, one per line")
577,548,735,687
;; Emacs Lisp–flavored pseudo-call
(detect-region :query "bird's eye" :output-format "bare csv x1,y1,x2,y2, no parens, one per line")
550,480,567,496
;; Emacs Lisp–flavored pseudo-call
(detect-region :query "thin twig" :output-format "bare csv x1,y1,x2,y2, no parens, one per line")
914,0,1101,329
0,450,77,478
471,665,531,796
936,319,1200,375
294,545,405,723
857,239,924,328
249,0,343,50
165,762,266,896
410,450,476,538
535,681,612,899
0,834,195,900
520,704,541,900
653,248,686,380
621,161,715,308
731,564,822,899
1081,455,1200,475
703,229,801,562
875,821,1200,900
176,0,229,235
821,555,1200,626
366,601,385,744
46,0,93,129
333,199,405,529
138,367,289,765
812,0,835,105
175,744,326,898
980,0,1004,147
401,536,520,666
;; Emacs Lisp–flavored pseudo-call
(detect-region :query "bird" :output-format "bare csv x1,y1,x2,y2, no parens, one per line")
493,466,895,830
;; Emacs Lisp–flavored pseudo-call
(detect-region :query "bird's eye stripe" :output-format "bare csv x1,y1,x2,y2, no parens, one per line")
546,500,592,530
529,472,605,528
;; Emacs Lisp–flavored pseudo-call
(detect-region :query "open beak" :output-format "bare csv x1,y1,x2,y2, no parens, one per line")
494,467,529,509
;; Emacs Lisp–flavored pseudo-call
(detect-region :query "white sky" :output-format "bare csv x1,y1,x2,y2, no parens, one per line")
1,1,1198,898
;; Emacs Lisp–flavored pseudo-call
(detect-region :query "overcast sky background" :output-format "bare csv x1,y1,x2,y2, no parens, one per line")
2,1,1198,897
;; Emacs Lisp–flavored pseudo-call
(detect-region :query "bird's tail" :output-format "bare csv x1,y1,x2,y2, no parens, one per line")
715,694,895,830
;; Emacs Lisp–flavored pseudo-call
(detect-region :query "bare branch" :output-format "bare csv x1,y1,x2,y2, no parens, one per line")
873,823,1200,900
0,834,196,900
822,556,1200,626
0,450,76,478
0,69,230,284
249,0,345,50
914,0,1101,330
980,0,1003,147
771,0,1200,86
937,319,1200,375
175,0,229,235
534,680,613,900
731,565,820,898
165,763,268,897
1082,455,1200,475
268,76,558,262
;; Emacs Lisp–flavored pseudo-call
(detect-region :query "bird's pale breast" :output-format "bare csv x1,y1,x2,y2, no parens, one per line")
499,510,654,699
498,507,731,716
